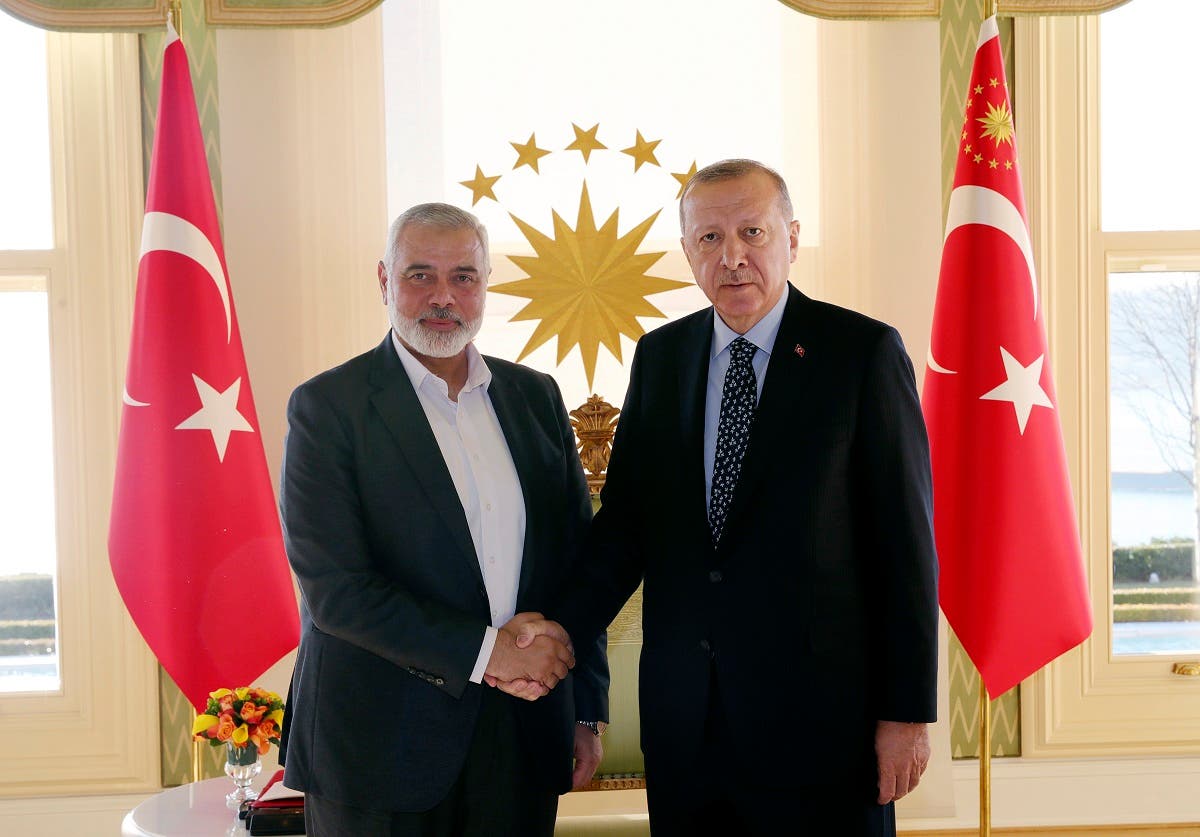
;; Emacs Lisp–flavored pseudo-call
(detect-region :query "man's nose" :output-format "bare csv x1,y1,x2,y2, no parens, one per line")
721,239,747,270
428,277,455,307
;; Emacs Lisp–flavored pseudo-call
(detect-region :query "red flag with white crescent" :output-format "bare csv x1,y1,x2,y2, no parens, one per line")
923,16,1092,698
108,23,298,711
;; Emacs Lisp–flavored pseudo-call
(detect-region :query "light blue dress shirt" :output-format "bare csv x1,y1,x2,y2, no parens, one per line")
703,287,790,505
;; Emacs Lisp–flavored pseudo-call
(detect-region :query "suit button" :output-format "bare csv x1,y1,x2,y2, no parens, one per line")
434,678,445,686
709,570,723,583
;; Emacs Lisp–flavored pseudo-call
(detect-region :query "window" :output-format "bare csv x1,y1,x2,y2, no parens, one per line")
1016,2,1200,755
0,25,158,795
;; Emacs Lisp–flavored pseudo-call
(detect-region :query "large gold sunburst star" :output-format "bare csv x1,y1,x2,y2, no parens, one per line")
491,183,690,388
977,99,1015,147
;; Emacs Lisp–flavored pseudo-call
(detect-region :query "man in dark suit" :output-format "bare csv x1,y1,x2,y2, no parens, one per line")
278,203,609,836
512,159,938,835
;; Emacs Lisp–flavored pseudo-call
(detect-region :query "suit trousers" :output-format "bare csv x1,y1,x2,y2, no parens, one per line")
303,689,558,837
645,666,896,837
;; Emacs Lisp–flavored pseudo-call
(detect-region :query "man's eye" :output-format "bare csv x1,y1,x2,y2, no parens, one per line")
701,232,718,242
409,273,429,281
456,274,475,283
745,227,763,237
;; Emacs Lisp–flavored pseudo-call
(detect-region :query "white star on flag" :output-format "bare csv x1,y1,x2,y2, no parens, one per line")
175,373,255,461
979,346,1053,435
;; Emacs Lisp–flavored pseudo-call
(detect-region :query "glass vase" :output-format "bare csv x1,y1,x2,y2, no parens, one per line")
224,741,262,806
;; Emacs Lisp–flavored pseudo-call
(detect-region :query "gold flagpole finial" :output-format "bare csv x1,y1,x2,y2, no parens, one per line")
169,0,183,38
984,0,997,18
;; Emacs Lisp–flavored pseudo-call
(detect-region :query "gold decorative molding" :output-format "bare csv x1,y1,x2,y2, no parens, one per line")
570,395,620,497
0,0,168,31
775,0,1132,18
776,0,939,18
1173,662,1200,677
579,776,646,791
203,0,380,27
1000,0,1132,13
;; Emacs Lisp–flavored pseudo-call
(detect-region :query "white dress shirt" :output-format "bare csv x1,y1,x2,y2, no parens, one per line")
703,287,789,504
392,332,526,684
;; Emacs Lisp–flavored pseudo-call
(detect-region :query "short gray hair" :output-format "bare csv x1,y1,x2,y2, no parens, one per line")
382,202,491,277
678,159,794,230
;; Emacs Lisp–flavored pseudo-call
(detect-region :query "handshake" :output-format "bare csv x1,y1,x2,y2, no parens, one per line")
483,612,574,701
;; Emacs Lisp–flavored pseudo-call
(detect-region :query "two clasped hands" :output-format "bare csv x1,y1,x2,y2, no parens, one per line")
482,611,572,699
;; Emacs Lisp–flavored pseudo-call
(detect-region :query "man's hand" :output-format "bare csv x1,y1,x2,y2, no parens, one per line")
571,725,603,790
483,612,574,701
513,615,573,655
875,721,930,805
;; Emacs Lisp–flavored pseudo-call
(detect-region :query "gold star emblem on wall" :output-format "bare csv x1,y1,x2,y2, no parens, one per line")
510,133,552,173
565,123,607,162
620,130,661,171
492,183,690,388
459,166,501,205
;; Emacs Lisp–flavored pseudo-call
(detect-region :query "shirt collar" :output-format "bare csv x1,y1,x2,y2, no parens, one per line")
391,330,492,397
710,284,789,361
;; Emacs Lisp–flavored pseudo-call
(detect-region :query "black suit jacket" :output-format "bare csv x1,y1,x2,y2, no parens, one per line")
278,335,608,811
557,285,937,796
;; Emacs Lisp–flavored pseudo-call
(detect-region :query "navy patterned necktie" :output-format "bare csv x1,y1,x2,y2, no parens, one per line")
709,337,758,546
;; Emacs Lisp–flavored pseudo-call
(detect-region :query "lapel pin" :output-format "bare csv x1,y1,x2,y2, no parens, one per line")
794,344,806,358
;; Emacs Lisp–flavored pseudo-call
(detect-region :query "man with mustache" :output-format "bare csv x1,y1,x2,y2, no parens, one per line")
278,203,609,836
511,160,938,835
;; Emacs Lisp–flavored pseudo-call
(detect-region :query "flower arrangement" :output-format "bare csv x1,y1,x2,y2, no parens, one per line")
192,686,285,755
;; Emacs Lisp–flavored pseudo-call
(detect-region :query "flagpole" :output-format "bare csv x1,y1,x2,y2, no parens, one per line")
192,739,203,783
979,676,992,837
169,0,182,37
984,0,996,19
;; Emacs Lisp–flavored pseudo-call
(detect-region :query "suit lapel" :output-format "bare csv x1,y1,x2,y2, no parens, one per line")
366,336,483,585
718,286,814,552
482,361,542,604
678,309,715,533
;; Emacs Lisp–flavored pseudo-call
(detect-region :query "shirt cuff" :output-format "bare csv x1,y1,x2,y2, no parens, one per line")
468,625,499,684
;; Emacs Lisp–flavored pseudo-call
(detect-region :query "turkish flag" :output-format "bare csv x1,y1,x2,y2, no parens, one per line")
108,25,298,711
923,16,1092,699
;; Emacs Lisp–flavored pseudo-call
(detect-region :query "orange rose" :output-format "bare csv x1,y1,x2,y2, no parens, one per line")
215,712,236,742
240,702,266,724
218,694,235,713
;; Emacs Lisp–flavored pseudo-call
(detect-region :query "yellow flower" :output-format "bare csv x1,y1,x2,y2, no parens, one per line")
267,709,284,727
192,714,219,735
209,688,233,700
231,724,249,745
235,687,251,701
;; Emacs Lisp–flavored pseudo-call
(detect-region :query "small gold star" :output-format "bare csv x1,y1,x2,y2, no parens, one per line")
964,143,973,152
671,161,698,199
989,159,999,169
1004,160,1014,170
459,165,501,205
510,133,552,173
989,77,999,87
961,129,968,140
620,130,662,172
973,153,983,163
566,123,606,162
974,84,984,94
967,98,974,108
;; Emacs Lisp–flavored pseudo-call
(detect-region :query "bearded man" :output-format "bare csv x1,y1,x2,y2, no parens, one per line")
277,203,609,836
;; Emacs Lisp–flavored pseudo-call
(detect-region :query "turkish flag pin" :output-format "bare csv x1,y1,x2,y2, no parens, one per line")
794,344,806,358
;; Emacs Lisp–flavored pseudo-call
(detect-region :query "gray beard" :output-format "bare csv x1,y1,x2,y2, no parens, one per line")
391,306,483,359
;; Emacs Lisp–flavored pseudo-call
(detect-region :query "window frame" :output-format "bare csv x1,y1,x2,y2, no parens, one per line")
1016,12,1200,757
0,29,159,796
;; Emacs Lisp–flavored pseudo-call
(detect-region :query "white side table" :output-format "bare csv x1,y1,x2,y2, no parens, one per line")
121,776,303,837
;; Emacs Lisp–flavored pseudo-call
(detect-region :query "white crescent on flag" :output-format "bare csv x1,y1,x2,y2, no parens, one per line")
139,210,233,342
927,184,1039,377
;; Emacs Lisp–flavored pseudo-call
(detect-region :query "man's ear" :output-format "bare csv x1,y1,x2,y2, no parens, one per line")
377,261,389,303
788,220,800,263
